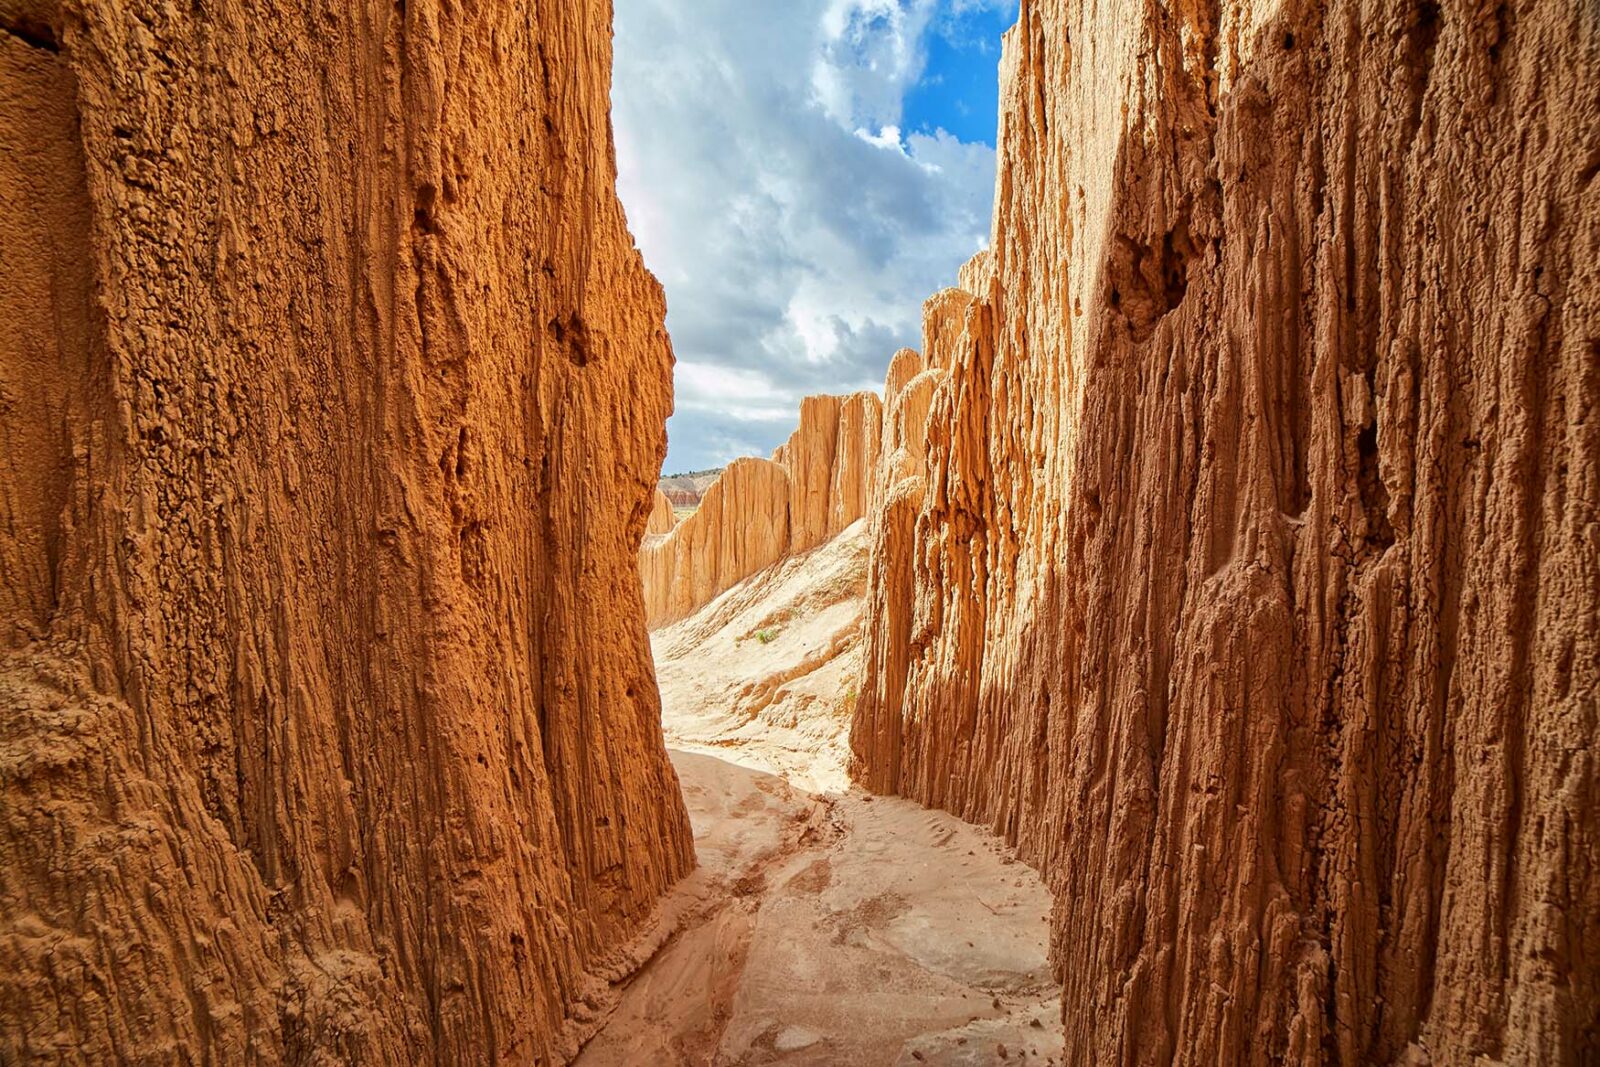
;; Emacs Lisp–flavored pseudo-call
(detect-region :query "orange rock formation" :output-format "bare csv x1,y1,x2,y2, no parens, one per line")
852,0,1598,1063
647,488,679,535
641,391,882,627
0,2,692,1062
641,456,793,627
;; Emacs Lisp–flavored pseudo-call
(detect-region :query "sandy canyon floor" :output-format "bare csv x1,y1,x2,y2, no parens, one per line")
577,525,1064,1065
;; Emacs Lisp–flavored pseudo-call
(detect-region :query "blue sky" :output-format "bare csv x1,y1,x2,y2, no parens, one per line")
902,4,1013,145
612,0,1018,474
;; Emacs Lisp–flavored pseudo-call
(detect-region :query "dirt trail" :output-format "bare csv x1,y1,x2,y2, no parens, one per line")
579,528,1063,1065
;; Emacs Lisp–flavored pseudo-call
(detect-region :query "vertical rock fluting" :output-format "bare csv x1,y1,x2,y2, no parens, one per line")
775,394,846,555
647,487,679,535
827,391,884,542
641,391,882,627
0,1,693,1063
773,392,886,553
640,456,793,627
853,0,1598,1063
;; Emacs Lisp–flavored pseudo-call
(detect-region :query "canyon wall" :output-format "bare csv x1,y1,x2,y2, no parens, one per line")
647,488,679,535
0,1,693,1063
642,391,881,627
852,0,1598,1063
641,456,793,626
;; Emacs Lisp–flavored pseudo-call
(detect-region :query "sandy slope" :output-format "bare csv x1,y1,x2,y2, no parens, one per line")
652,519,874,792
577,524,1063,1065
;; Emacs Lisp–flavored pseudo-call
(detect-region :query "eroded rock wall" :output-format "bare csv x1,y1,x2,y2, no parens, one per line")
641,456,793,627
0,1,693,1063
852,0,1598,1062
642,391,882,627
647,487,678,535
775,394,846,555
827,392,884,542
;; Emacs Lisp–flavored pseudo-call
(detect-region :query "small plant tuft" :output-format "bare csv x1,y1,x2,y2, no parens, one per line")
755,628,777,644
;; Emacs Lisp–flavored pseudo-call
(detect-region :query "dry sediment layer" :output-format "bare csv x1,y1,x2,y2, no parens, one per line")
657,468,722,510
661,486,703,507
852,0,1598,1063
642,391,882,627
652,519,875,793
0,1,692,1062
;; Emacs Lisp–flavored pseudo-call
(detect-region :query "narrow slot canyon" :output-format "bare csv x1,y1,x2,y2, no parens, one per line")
1,0,1595,1065
583,398,1063,1063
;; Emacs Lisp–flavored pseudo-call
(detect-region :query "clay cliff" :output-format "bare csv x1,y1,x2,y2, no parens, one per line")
647,488,679,536
641,455,793,627
852,0,1598,1063
0,1,692,1063
772,393,884,554
642,391,882,627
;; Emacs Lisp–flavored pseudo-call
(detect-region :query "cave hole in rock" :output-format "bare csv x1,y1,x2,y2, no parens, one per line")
1106,212,1201,341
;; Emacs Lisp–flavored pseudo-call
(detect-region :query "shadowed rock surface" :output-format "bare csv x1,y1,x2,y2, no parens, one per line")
0,1,692,1062
3,0,1595,1062
852,0,1598,1063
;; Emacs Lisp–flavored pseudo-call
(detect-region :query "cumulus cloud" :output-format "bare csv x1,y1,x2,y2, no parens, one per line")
613,0,1009,472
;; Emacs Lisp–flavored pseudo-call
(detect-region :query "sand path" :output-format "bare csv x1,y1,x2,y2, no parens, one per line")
576,528,1063,1065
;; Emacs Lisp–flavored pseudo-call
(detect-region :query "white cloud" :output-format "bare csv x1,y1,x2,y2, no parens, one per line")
613,0,1002,472
673,362,798,423
811,0,936,128
854,124,908,153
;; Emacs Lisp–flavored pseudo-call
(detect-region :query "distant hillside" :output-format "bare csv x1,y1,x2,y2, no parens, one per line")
658,467,722,508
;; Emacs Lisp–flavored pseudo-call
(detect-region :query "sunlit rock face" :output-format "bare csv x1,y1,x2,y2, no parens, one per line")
851,0,1599,1063
641,391,882,628
0,1,693,1062
647,488,679,535
641,456,794,628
